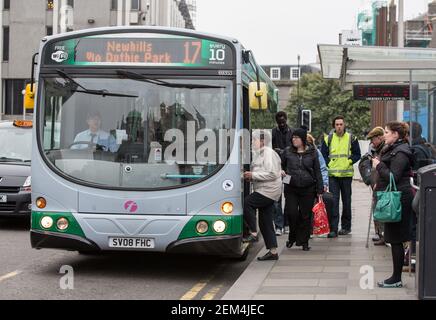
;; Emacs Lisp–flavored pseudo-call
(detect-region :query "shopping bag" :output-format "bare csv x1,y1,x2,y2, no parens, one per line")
312,196,330,236
374,173,402,223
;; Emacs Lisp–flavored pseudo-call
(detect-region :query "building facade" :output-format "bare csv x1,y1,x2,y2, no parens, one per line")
261,64,320,111
0,0,195,117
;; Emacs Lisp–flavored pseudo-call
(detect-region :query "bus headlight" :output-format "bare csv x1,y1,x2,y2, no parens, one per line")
40,216,53,229
213,220,226,233
221,202,233,215
36,197,47,209
196,221,209,234
57,218,69,231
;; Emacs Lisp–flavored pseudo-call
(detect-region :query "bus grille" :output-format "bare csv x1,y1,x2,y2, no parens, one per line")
0,187,20,194
0,202,16,211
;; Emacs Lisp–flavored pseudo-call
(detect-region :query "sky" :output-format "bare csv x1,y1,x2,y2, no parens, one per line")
196,0,431,65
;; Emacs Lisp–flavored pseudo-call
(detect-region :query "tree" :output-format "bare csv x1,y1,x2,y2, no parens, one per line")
286,73,370,141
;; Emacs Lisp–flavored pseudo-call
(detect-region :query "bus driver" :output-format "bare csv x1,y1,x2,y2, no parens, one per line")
71,111,118,152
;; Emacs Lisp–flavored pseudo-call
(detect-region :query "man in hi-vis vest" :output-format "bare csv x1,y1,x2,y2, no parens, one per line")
321,116,361,238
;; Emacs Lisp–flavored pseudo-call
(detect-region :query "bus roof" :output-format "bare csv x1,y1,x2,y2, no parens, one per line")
41,26,241,48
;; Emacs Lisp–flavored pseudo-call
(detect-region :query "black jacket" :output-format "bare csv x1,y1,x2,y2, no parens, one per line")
375,141,413,193
281,145,324,194
272,126,292,154
375,140,414,244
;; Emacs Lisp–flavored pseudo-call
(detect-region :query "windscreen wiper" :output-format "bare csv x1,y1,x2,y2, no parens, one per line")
115,70,225,90
0,157,24,162
55,69,139,98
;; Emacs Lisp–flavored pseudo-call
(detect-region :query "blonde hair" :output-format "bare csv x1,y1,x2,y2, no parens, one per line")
307,133,315,146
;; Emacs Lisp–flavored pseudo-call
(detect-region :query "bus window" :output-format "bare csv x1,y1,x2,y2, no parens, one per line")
41,76,233,189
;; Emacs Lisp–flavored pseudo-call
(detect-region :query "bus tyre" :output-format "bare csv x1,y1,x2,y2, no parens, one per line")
236,247,249,261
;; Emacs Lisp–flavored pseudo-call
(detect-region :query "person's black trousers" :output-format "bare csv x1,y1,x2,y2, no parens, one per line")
328,177,353,232
244,192,278,249
284,186,316,246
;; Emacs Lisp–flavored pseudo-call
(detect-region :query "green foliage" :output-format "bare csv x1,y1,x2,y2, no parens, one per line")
250,109,276,130
286,73,370,141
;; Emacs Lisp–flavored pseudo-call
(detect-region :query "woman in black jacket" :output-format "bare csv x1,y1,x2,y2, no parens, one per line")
372,121,413,288
281,128,324,251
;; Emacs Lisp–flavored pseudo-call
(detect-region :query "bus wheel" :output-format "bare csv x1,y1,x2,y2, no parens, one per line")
235,247,249,261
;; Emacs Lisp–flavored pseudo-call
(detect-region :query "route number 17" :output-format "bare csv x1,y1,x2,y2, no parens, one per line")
184,41,202,64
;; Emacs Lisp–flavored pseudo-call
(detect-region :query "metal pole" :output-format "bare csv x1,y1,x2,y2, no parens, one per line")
297,54,301,127
398,0,404,48
0,0,3,121
397,0,404,121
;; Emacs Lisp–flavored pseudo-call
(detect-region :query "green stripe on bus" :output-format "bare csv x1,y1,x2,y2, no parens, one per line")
178,215,242,240
31,211,86,238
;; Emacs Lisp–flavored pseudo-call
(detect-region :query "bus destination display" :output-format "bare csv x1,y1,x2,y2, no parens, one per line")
353,85,410,101
44,34,233,68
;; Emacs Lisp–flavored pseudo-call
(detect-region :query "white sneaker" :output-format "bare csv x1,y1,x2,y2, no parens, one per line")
275,228,283,236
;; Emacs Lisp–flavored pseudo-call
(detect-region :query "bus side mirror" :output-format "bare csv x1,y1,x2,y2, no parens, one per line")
249,82,268,110
24,83,36,110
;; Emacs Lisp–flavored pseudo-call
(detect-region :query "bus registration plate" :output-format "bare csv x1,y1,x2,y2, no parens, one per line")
0,195,7,203
109,237,155,249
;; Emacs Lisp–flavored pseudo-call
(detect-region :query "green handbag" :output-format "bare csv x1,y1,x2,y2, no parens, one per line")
374,173,402,223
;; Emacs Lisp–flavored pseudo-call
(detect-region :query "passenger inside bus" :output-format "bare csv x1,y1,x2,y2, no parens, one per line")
70,111,118,152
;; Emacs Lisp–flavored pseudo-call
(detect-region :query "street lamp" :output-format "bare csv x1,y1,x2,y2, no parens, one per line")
297,54,302,128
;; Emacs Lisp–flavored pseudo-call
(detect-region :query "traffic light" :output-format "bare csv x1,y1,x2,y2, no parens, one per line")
301,110,312,132
24,83,36,110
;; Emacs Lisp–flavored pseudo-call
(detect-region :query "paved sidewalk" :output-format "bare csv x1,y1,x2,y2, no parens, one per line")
223,182,417,300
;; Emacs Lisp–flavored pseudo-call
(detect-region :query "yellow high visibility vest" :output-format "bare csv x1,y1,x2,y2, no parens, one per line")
325,132,355,178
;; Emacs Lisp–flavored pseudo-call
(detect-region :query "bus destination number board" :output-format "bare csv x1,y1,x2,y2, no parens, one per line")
44,34,234,68
353,85,410,101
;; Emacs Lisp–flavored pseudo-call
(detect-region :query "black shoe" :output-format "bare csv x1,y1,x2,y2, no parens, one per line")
338,229,351,236
302,243,311,251
242,234,258,243
257,251,279,261
286,240,295,248
374,238,386,246
327,231,338,238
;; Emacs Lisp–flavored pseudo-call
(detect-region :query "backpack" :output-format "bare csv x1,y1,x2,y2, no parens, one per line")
358,154,372,186
412,143,436,169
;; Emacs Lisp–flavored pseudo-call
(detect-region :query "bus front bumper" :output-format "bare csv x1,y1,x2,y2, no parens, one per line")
167,235,244,257
30,230,100,252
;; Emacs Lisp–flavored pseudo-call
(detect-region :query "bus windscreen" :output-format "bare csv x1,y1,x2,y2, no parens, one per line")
43,33,234,68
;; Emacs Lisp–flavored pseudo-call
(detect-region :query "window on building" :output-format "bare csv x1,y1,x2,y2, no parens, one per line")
290,67,301,80
5,80,26,115
111,0,118,10
131,0,140,10
46,27,53,36
4,0,10,10
47,0,54,10
3,27,9,62
270,67,281,80
67,0,74,8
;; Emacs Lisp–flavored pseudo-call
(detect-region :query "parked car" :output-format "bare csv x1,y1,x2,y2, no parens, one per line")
0,120,32,217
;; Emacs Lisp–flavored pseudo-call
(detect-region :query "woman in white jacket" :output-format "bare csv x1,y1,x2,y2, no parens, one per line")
243,130,283,261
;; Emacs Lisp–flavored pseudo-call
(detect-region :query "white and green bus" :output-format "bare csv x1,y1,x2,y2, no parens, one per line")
30,27,278,258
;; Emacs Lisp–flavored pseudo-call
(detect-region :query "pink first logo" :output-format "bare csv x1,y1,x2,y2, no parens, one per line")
124,200,138,213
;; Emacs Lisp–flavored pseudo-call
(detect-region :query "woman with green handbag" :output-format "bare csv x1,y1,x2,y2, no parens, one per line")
372,121,414,288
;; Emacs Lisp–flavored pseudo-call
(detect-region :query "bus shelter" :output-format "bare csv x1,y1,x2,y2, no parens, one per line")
318,44,436,300
317,44,436,144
